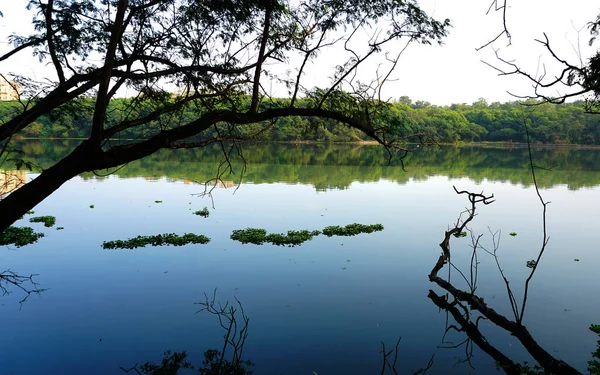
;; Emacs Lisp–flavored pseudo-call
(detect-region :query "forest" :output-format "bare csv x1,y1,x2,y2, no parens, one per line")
2,96,598,145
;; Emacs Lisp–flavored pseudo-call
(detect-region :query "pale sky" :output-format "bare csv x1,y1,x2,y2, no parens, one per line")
0,0,598,106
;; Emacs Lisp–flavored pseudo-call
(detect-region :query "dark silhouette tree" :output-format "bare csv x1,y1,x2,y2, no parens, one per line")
0,0,450,232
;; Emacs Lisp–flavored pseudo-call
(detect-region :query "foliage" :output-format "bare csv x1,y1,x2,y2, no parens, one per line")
322,223,384,237
509,232,517,236
28,215,56,228
102,233,210,250
453,231,467,238
194,207,210,218
590,324,600,375
135,351,194,375
199,349,254,375
89,205,94,209
0,226,44,247
526,260,537,269
155,200,162,204
4,98,600,145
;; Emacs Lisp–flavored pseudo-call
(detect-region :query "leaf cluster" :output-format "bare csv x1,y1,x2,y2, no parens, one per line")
102,233,210,250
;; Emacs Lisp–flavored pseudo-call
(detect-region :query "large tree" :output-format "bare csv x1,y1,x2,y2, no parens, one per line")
0,0,449,232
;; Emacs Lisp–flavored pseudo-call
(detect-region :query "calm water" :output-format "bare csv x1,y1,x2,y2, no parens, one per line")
1,141,600,374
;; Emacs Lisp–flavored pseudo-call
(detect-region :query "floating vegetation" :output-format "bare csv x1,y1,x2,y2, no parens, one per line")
155,200,163,203
526,260,537,269
102,233,210,250
29,215,56,228
230,228,321,247
322,223,384,237
509,232,517,237
231,223,383,247
56,227,64,231
0,226,45,247
230,228,268,245
193,207,210,218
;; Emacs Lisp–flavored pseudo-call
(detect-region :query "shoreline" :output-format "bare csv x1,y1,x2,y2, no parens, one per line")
12,137,600,150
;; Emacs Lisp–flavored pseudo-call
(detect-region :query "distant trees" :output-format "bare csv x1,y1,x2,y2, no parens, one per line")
2,97,598,145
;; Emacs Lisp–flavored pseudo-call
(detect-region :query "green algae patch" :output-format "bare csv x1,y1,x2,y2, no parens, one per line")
102,233,210,249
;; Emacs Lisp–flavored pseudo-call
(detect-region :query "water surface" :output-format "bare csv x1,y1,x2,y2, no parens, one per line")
1,141,599,374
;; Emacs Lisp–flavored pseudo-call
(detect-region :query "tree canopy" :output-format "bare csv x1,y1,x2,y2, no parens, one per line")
0,0,450,232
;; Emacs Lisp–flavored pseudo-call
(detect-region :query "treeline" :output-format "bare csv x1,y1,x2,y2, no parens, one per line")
1,96,599,144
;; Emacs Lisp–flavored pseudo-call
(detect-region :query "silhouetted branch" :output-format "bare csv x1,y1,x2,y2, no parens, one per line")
429,187,581,375
0,270,46,305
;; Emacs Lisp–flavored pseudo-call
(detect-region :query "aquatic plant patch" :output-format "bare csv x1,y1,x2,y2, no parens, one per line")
0,226,45,247
29,215,56,228
322,223,384,237
102,233,210,249
193,207,210,217
231,223,384,247
231,228,321,246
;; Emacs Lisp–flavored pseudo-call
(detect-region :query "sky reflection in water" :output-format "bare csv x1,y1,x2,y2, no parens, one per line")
1,144,599,375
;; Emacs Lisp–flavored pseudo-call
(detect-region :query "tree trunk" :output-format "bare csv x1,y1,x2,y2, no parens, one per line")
0,146,88,233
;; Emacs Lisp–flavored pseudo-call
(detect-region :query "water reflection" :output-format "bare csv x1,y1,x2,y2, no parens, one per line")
8,140,600,190
0,169,26,198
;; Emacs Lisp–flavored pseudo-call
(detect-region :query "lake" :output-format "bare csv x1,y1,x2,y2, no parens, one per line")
1,141,599,374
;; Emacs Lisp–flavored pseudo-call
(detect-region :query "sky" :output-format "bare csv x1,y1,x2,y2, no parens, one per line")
0,0,598,106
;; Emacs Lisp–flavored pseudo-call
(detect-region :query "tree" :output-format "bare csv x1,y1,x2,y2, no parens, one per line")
482,1,600,113
0,0,450,232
